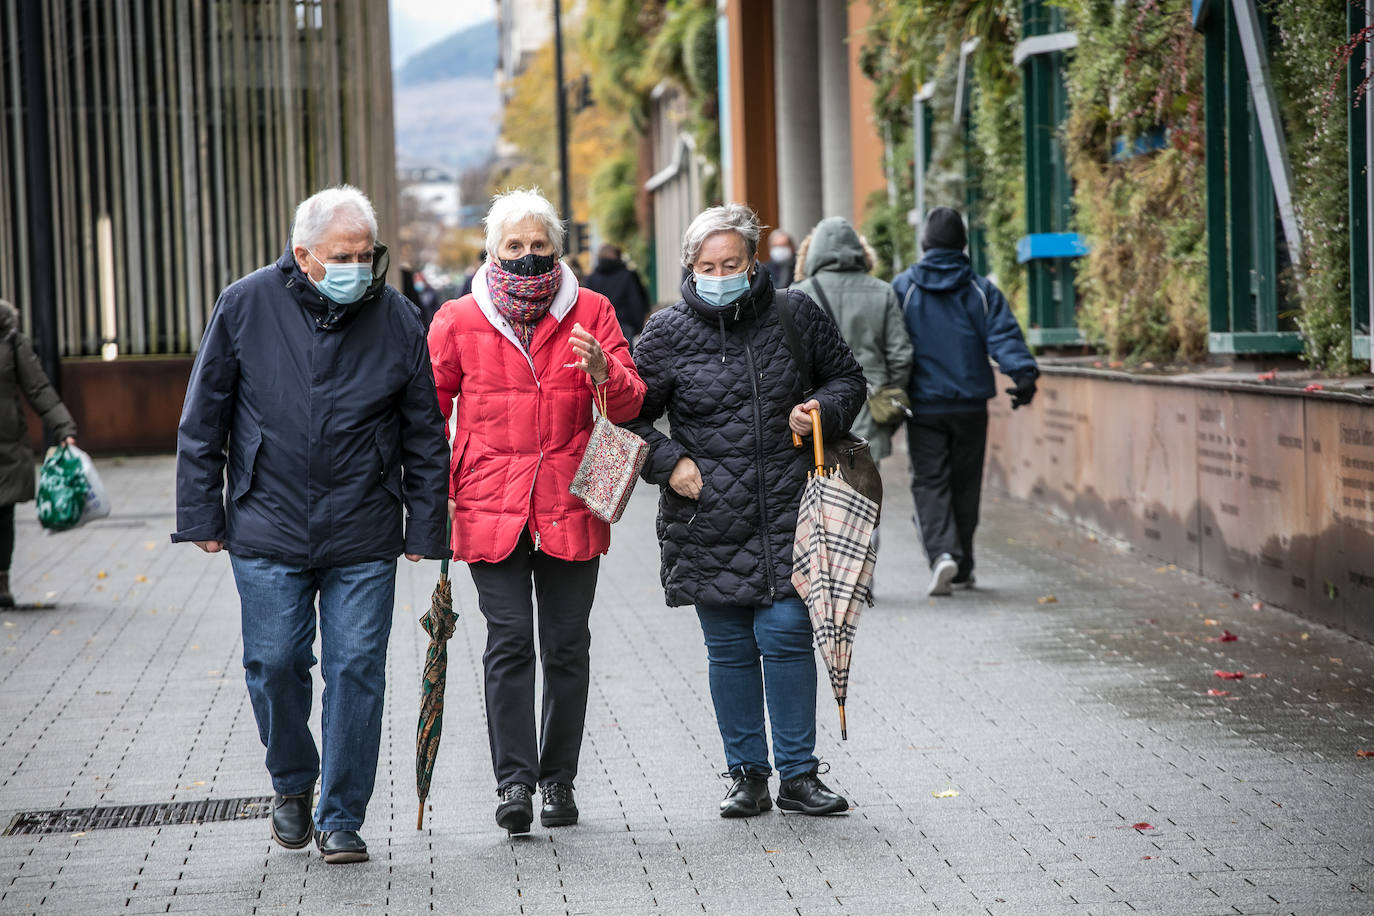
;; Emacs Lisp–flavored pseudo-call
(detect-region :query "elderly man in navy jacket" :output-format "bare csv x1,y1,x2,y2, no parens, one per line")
172,186,450,864
893,207,1039,598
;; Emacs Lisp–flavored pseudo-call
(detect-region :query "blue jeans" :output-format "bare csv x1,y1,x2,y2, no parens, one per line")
695,598,819,780
230,555,397,832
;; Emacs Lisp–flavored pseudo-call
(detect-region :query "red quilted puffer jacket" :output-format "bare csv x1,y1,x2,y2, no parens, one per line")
428,263,646,564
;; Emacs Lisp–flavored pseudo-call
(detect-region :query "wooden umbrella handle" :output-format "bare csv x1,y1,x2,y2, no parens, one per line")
810,408,824,472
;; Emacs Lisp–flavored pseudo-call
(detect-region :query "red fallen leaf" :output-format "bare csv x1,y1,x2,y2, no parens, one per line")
1231,592,1241,599
1132,822,1154,830
1356,750,1374,759
1257,370,1278,381
1136,618,1159,625
1209,630,1239,643
1093,360,1104,368
1214,670,1245,679
1304,383,1324,392
1207,689,1231,696
1141,855,1154,860
1251,601,1263,611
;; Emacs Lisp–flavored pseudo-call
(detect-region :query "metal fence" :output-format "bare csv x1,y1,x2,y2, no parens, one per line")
0,0,397,358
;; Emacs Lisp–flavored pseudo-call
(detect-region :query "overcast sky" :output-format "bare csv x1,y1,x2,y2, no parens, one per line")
390,0,495,68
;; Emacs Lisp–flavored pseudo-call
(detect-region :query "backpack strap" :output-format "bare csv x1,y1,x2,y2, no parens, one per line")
809,278,835,320
773,291,815,399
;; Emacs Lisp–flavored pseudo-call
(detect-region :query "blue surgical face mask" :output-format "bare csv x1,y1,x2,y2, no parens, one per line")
693,268,751,310
309,250,372,305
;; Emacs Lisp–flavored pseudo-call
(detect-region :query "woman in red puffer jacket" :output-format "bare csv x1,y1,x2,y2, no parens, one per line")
427,188,645,837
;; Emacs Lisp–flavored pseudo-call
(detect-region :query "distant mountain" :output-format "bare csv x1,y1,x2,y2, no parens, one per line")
396,19,498,88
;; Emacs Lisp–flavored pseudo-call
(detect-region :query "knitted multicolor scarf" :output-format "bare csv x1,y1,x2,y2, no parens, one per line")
487,261,562,351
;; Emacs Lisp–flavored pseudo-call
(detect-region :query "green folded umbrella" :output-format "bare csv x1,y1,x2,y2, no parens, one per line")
416,553,457,830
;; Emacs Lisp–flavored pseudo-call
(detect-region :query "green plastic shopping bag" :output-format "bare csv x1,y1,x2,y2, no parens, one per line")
36,444,90,532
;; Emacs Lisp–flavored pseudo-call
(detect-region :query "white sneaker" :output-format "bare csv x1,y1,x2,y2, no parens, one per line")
927,554,958,596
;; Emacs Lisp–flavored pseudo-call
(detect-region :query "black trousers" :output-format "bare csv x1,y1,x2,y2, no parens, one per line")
0,504,13,573
907,410,988,580
468,530,600,790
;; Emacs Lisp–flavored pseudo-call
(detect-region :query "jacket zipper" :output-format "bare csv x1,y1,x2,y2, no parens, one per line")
523,351,544,552
742,337,777,600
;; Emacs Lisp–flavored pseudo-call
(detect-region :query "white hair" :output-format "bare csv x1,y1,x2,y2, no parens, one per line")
291,185,378,250
484,188,565,259
681,203,761,268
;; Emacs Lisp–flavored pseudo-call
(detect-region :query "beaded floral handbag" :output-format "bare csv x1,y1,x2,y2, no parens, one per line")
569,386,648,524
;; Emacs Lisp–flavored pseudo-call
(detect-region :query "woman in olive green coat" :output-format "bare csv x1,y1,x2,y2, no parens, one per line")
792,218,913,461
0,299,78,607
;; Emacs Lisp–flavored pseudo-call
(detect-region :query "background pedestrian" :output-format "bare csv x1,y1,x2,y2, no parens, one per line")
625,203,865,820
892,206,1038,596
428,188,645,836
761,230,796,290
792,217,913,463
172,185,451,865
582,244,649,343
0,298,78,608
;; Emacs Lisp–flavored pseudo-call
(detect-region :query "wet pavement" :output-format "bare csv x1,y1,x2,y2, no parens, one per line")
1,450,1371,915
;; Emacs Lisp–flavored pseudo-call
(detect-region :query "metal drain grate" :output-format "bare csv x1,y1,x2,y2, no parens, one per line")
3,796,273,836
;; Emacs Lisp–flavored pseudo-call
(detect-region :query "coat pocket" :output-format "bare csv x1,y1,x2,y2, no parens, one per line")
228,426,262,503
376,423,402,502
447,431,471,498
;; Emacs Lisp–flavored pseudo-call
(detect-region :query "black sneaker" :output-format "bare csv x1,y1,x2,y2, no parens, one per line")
269,792,313,849
0,572,13,609
540,782,578,827
495,782,534,835
719,769,772,818
777,768,849,815
315,829,368,864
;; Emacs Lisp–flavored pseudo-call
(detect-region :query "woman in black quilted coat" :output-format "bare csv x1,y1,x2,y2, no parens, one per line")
626,204,866,819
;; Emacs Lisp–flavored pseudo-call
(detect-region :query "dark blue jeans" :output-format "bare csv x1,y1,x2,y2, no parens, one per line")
695,598,819,780
230,555,396,832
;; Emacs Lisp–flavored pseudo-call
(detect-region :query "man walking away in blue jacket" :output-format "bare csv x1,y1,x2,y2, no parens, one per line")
893,207,1038,597
172,186,451,864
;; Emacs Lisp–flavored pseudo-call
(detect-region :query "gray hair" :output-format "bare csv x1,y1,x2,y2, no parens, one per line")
291,185,378,250
681,203,761,268
484,188,565,259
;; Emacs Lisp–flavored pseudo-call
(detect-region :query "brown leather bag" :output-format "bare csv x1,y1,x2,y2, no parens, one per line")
775,294,885,522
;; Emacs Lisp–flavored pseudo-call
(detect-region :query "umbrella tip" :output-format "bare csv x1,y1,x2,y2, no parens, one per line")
417,802,425,830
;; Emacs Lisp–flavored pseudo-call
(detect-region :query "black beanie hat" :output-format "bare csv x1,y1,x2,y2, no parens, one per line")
921,207,967,251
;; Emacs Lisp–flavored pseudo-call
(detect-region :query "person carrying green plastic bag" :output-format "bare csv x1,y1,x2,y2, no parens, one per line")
1,297,78,608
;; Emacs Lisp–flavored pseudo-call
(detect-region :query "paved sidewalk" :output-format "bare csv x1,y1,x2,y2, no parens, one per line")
1,451,1372,915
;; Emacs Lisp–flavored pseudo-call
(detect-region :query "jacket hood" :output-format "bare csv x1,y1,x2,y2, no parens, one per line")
803,217,867,277
593,256,625,273
275,240,392,329
680,263,775,326
905,247,973,292
0,298,16,337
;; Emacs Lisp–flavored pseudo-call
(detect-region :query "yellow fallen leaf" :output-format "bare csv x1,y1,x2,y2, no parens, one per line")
1203,618,1219,626
932,788,960,798
3,622,14,628
1037,595,1058,605
1086,534,1098,542
45,591,56,599
135,575,148,583
1155,566,1169,573
1301,633,1310,640
71,832,86,838
96,571,107,580
143,542,157,551
49,629,62,635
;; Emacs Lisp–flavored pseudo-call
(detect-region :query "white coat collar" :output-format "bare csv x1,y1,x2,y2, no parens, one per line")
471,260,579,352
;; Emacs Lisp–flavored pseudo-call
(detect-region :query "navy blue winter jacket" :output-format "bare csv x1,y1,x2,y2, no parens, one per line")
892,248,1038,413
172,244,451,566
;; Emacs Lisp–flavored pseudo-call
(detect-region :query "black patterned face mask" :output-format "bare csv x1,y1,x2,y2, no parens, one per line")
498,253,559,277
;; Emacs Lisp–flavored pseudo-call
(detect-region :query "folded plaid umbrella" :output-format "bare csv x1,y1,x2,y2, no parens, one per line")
791,410,879,739
416,555,457,829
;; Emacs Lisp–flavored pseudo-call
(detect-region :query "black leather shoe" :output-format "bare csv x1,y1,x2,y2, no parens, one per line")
540,782,578,827
719,769,772,818
269,792,313,849
496,783,534,835
777,768,849,815
315,829,368,864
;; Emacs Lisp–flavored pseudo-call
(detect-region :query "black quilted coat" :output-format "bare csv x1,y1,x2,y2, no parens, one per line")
626,268,866,608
